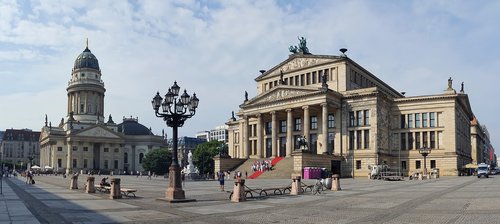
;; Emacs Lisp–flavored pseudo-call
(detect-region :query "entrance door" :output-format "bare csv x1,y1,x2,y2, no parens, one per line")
331,160,341,175
279,137,286,157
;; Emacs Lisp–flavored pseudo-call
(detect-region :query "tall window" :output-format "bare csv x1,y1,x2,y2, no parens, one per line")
311,116,318,130
363,130,369,149
356,111,362,126
400,115,406,128
422,131,428,147
280,120,287,133
104,160,108,169
430,131,436,148
416,160,421,169
364,110,370,125
349,131,354,150
430,160,436,169
139,153,144,164
408,114,413,128
58,159,62,168
124,152,128,164
356,160,361,169
430,112,436,127
415,132,421,149
349,112,355,127
265,122,272,135
356,130,362,149
84,159,88,168
294,118,302,131
415,113,421,128
114,160,119,169
401,161,407,170
422,113,428,127
408,133,414,150
72,159,77,168
328,114,335,128
400,133,406,150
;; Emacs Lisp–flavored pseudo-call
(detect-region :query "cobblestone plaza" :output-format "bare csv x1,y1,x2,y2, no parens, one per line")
1,175,500,223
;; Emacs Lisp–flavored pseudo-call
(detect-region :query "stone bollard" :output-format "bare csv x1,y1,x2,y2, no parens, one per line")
110,178,122,199
85,176,95,193
231,179,246,202
70,174,79,189
331,174,341,191
290,175,302,195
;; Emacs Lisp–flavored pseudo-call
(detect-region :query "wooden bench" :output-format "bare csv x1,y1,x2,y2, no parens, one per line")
120,188,137,198
94,185,111,193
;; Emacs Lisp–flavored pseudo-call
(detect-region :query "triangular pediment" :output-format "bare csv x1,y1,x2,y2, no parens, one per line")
73,126,121,139
242,86,319,107
255,54,341,81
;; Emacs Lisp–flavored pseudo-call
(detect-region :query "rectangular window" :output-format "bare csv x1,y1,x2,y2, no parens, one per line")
104,160,109,169
415,132,421,149
415,113,421,128
416,160,421,169
401,161,407,170
306,73,310,85
312,71,317,84
408,114,413,128
72,159,77,168
300,74,305,86
356,130,362,149
84,159,88,168
294,135,301,149
356,111,362,126
114,160,119,169
265,122,272,135
400,115,406,128
310,116,318,130
408,132,413,150
104,148,109,153
57,147,62,151
349,131,355,150
280,120,286,133
80,104,84,113
422,113,428,127
349,112,355,127
57,159,62,168
364,110,369,126
83,147,89,152
430,131,436,149
295,75,299,86
423,132,428,148
72,146,78,151
430,160,436,169
364,130,369,149
430,112,436,127
356,160,361,170
328,114,335,128
400,133,406,150
294,118,302,131
114,148,119,153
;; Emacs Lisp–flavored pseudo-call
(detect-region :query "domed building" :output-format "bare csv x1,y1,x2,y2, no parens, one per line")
39,42,166,174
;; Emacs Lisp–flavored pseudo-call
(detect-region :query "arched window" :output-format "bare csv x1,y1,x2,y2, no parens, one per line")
124,152,128,164
139,153,144,164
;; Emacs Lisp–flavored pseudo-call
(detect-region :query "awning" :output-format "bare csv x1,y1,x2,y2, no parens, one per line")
31,165,41,169
44,166,53,169
463,163,478,169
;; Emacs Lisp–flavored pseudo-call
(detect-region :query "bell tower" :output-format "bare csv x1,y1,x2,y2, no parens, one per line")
66,40,106,124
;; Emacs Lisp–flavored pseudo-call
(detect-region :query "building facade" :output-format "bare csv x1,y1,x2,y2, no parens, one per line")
166,136,207,167
1,129,40,168
227,47,476,177
196,125,229,143
39,44,166,174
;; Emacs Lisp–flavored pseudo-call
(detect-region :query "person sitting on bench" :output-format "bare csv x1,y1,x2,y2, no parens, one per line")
100,177,110,187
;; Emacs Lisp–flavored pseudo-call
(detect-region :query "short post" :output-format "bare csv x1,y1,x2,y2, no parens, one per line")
85,176,95,193
70,173,78,190
110,178,122,199
290,175,302,195
331,174,341,191
231,179,246,202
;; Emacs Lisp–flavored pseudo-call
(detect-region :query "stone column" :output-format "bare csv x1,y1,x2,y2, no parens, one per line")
244,116,250,158
303,106,310,149
86,176,96,193
286,109,293,157
70,173,78,190
271,111,277,157
256,114,263,158
66,143,72,175
231,179,246,202
110,178,122,199
320,103,328,154
331,174,341,191
290,175,302,195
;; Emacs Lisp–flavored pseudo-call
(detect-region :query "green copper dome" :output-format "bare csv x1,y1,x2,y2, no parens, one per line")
74,47,100,70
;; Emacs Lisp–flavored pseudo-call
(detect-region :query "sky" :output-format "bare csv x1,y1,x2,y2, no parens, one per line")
0,0,498,150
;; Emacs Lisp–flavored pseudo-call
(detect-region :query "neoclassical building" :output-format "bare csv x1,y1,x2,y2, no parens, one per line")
39,43,166,174
227,44,478,177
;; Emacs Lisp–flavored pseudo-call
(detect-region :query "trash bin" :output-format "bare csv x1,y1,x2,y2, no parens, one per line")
321,178,332,189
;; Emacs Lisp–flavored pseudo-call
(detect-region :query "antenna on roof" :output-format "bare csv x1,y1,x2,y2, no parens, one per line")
86,38,89,49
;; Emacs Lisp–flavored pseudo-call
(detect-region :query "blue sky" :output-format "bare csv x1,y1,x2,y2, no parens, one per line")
0,0,498,150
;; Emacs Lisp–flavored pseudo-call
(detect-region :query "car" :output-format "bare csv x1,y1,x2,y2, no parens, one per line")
477,163,489,178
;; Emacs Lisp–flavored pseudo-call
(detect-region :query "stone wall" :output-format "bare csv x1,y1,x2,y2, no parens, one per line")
292,151,342,177
213,156,246,174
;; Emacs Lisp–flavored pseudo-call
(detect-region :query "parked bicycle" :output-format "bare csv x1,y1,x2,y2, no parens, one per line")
312,178,324,195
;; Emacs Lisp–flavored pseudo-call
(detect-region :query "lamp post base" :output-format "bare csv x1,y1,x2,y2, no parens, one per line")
158,164,196,203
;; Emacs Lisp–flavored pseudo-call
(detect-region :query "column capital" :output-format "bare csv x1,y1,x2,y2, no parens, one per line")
270,111,276,115
302,105,309,110
285,108,293,113
320,103,328,107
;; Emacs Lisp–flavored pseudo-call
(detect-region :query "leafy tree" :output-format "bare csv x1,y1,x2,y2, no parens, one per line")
142,148,172,175
193,141,225,175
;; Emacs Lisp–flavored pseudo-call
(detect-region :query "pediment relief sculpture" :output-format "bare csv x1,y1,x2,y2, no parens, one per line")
76,127,120,138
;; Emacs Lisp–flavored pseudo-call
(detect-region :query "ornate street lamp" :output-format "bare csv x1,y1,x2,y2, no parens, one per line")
152,81,199,202
418,147,431,176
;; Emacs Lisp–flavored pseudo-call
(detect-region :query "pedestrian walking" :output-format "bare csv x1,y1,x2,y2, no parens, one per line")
217,171,225,191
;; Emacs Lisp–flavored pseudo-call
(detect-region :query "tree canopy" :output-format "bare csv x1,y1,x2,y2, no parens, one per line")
141,148,172,175
193,141,225,175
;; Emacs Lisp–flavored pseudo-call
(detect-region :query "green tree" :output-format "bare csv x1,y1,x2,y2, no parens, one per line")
142,148,172,175
193,141,225,175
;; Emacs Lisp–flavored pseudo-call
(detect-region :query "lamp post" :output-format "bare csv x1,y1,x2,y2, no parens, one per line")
152,81,199,202
27,154,34,171
419,147,431,176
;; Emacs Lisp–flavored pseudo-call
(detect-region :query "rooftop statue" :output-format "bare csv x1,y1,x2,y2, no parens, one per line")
289,36,311,54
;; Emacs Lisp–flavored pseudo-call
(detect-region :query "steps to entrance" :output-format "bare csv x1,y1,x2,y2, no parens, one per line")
231,157,294,179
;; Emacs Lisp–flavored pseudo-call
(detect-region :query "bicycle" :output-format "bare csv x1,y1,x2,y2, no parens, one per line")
312,179,324,195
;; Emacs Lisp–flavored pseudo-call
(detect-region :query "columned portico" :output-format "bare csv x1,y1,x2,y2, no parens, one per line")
320,103,328,154
256,114,263,158
303,106,310,150
244,116,250,158
271,111,277,157
286,109,293,157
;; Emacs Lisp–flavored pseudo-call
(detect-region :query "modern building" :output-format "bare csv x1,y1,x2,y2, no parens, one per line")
196,125,229,143
39,43,166,174
1,129,40,169
226,42,480,177
166,136,207,167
